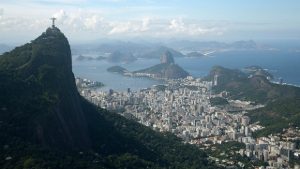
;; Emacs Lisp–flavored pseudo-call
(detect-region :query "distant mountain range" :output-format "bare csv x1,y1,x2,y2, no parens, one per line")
75,44,185,63
73,40,268,63
107,50,137,63
165,40,264,52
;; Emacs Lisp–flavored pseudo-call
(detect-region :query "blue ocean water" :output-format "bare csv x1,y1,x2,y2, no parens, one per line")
177,51,300,85
72,50,300,91
72,58,162,92
178,50,300,85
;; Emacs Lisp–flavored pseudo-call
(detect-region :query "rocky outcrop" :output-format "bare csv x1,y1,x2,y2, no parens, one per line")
160,51,174,64
135,51,189,79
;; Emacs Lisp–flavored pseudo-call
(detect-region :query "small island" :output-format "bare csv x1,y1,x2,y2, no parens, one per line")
185,51,205,58
76,55,106,61
107,65,129,74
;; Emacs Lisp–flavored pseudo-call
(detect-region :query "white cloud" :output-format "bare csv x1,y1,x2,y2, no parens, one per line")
84,15,102,30
169,18,185,32
53,9,68,21
0,8,3,18
141,17,150,31
51,9,105,32
108,22,132,34
105,17,226,39
168,18,225,36
108,17,152,35
0,5,227,43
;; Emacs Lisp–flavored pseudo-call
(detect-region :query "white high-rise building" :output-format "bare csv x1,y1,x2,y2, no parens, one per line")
213,74,219,86
245,126,250,136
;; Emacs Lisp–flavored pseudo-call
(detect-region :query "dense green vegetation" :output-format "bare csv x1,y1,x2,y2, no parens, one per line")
205,66,300,104
210,97,229,106
206,66,300,136
153,84,167,91
0,27,217,169
250,98,300,137
205,141,267,169
243,65,274,80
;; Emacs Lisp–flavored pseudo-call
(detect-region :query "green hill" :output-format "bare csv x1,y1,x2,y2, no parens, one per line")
206,66,300,103
0,27,216,169
205,66,300,136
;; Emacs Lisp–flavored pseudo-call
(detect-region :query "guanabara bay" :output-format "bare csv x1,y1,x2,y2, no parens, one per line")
0,26,217,168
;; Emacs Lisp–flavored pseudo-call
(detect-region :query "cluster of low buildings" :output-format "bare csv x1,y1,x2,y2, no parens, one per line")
76,76,300,169
75,77,103,89
237,134,299,168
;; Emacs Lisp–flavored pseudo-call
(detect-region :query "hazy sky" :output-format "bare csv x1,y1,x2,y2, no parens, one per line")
0,0,300,44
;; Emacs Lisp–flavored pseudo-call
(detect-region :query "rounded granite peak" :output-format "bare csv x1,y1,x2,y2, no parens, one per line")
29,26,71,70
42,26,65,38
46,26,61,33
160,51,175,64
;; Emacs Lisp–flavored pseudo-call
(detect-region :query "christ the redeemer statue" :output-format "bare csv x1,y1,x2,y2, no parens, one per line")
50,17,56,28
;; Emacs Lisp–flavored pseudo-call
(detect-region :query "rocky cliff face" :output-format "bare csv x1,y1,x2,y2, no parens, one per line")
160,51,174,64
135,51,189,79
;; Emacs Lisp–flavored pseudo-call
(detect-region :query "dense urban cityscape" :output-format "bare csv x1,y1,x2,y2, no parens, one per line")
76,76,300,169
